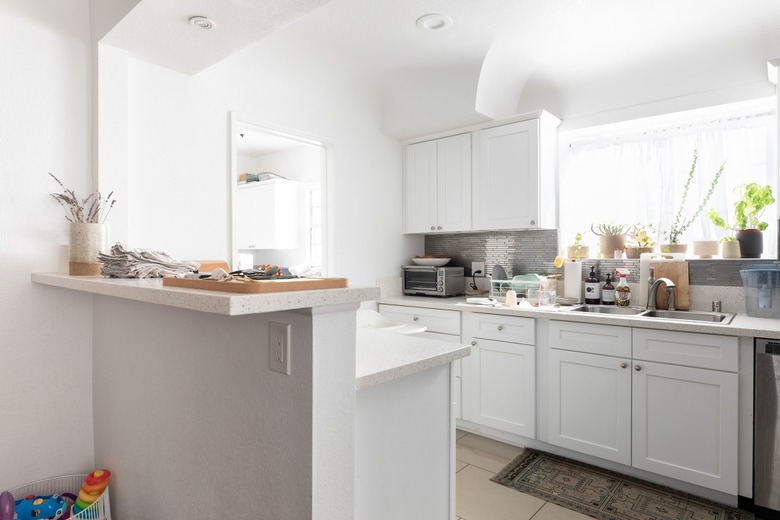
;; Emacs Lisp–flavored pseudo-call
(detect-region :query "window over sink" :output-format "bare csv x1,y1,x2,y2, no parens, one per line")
558,98,777,258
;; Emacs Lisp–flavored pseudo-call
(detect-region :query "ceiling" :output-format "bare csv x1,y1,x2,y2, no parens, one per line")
103,0,780,126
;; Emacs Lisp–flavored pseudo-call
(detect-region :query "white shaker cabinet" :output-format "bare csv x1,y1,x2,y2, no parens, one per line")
462,313,536,438
472,115,558,231
234,179,300,250
404,133,471,234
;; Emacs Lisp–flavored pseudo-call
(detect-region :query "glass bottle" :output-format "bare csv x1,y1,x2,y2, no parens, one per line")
585,266,601,304
601,274,616,305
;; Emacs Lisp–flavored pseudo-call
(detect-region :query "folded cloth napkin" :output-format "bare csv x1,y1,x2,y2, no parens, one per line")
98,243,200,278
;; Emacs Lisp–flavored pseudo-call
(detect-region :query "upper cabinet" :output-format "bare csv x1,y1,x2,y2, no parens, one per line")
234,179,300,250
473,117,557,230
403,111,559,235
404,133,471,233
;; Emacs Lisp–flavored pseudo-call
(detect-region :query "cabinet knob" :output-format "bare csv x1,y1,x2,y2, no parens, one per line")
470,341,477,346
620,362,628,369
634,365,642,371
497,325,504,331
437,226,442,230
431,226,436,230
413,316,419,321
530,220,536,226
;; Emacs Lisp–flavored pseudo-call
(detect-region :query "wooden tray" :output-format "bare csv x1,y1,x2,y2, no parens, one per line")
163,277,348,294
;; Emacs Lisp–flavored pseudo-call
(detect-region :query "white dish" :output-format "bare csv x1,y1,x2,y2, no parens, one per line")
411,257,451,266
556,297,579,306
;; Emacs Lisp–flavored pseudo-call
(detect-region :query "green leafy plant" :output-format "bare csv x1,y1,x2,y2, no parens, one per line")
707,182,775,232
627,223,656,248
590,223,627,236
663,149,725,244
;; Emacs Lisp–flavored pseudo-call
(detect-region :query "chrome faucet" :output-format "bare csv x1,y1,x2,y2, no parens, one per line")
647,277,677,311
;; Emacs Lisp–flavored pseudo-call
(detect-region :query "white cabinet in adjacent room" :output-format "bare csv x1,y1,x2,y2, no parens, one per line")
472,113,558,231
404,133,471,234
234,179,300,250
462,313,536,438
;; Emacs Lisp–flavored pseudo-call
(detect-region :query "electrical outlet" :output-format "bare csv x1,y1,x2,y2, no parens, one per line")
269,321,291,375
472,262,486,276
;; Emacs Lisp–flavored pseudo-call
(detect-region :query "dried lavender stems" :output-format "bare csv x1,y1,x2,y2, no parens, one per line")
49,172,116,223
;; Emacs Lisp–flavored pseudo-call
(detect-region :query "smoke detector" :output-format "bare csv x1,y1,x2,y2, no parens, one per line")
189,16,216,30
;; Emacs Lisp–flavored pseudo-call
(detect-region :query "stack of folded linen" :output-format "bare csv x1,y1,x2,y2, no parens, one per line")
98,243,199,278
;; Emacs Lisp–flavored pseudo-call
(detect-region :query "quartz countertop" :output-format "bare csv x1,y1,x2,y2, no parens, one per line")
32,273,380,316
380,295,780,339
355,328,470,390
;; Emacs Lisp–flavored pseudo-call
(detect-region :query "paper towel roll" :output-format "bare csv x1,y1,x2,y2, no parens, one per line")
564,260,583,301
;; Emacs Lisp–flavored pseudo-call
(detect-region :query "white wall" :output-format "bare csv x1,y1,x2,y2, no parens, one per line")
114,25,422,285
0,1,95,488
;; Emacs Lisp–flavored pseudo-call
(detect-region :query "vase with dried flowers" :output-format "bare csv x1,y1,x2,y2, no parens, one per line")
49,173,116,275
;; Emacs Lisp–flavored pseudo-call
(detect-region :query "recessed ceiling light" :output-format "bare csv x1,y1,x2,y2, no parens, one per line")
416,13,453,32
189,16,215,30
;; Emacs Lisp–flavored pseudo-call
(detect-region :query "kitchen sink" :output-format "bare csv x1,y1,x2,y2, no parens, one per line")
570,305,647,315
639,309,735,324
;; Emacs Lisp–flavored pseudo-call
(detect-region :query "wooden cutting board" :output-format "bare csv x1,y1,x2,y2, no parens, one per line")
650,261,689,310
163,277,348,294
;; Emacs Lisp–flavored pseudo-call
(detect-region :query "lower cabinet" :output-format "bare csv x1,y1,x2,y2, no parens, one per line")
548,320,738,494
462,313,536,438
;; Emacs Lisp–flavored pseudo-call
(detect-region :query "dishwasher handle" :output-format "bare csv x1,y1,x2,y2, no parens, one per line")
756,338,780,355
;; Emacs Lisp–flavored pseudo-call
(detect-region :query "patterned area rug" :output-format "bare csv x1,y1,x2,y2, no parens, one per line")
491,449,753,520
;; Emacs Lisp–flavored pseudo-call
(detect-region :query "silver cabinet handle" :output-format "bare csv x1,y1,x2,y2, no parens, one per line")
620,362,628,368
497,325,504,331
634,365,642,371
413,316,419,321
470,341,477,346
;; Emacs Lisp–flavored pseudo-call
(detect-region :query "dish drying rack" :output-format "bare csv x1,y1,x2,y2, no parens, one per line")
490,274,543,299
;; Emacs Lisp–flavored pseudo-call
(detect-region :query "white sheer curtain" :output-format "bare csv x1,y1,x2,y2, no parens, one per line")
559,100,777,257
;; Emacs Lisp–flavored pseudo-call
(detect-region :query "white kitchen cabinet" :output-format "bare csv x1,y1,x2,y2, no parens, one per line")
462,313,535,438
404,133,471,234
234,179,300,249
472,114,558,230
548,348,632,465
548,321,739,495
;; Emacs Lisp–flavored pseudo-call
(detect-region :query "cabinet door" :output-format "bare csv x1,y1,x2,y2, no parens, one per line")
233,186,257,249
548,349,632,465
632,361,738,494
436,133,471,232
473,120,540,230
233,181,300,249
404,140,438,233
463,338,535,438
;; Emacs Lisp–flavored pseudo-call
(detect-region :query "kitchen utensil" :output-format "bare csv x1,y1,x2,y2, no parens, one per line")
556,297,578,306
411,257,451,266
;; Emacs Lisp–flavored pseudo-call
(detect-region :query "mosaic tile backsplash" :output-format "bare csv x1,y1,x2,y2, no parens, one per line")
425,230,780,286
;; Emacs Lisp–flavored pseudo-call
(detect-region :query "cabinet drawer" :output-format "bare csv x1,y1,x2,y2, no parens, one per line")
549,320,631,358
378,304,460,335
467,313,535,345
632,329,738,372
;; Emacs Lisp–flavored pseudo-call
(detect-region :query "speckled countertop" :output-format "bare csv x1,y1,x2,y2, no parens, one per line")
355,328,470,390
380,295,780,339
32,273,380,316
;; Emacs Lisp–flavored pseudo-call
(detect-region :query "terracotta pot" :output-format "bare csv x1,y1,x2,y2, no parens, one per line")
693,240,719,259
624,246,654,259
721,240,741,258
659,243,688,254
599,234,626,258
566,245,590,259
736,229,763,258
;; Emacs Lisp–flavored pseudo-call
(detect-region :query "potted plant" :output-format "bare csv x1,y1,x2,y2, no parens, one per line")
590,223,627,258
566,232,590,259
706,182,775,258
660,149,725,254
625,224,656,258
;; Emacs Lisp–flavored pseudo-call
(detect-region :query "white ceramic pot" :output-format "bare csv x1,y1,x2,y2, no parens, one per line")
721,240,741,259
69,222,109,276
693,240,719,258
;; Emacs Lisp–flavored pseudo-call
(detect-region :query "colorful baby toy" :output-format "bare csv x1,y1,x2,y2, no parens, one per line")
0,491,14,520
13,494,68,520
70,470,111,516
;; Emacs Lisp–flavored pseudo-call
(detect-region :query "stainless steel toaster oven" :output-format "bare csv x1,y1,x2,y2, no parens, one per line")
402,266,465,297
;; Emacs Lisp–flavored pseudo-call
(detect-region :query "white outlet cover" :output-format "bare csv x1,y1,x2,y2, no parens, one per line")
269,321,291,375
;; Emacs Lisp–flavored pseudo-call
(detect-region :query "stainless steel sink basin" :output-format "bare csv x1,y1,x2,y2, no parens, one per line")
570,305,647,315
639,309,735,324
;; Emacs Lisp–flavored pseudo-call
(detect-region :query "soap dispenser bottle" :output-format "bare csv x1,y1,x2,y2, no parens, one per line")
602,274,615,305
616,272,631,307
585,266,601,304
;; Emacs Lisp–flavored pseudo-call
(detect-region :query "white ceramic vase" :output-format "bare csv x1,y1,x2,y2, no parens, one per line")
69,222,109,276
693,240,719,258
721,240,741,259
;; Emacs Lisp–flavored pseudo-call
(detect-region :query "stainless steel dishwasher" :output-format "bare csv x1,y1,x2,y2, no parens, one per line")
755,338,780,514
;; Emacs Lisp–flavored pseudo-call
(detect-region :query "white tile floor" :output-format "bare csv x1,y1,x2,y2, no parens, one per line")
455,430,593,520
